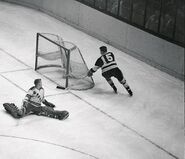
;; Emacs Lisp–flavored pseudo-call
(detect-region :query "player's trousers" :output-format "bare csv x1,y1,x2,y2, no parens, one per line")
102,67,125,82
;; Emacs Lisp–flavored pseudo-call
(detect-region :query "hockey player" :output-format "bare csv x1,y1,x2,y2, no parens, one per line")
87,46,133,96
3,79,69,120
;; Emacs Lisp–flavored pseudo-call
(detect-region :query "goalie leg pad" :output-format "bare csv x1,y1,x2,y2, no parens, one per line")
39,106,69,120
3,103,23,118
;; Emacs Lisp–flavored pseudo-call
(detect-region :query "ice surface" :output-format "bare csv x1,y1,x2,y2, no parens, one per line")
0,1,184,159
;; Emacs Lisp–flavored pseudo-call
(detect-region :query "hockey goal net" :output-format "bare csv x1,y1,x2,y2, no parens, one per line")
35,33,94,90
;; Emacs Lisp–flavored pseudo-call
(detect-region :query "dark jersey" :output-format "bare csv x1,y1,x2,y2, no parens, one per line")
92,52,118,73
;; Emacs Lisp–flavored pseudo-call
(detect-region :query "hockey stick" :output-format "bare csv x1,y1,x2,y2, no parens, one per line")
56,85,66,90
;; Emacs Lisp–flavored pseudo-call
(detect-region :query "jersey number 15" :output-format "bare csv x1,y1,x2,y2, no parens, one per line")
102,53,114,63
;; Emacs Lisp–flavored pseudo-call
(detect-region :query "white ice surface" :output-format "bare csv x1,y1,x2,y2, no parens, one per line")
0,2,184,159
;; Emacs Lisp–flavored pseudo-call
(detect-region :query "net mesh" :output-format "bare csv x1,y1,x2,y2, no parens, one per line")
36,33,94,90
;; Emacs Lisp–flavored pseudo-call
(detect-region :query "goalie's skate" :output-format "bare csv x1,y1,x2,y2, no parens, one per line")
50,110,69,120
3,103,22,118
58,110,69,120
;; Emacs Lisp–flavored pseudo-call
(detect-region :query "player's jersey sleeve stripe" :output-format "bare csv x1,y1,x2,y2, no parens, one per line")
91,66,100,72
102,61,117,68
102,63,117,70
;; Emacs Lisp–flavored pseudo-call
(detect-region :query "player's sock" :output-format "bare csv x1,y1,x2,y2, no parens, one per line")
120,80,133,96
107,79,117,94
126,87,133,96
112,86,117,94
123,85,133,96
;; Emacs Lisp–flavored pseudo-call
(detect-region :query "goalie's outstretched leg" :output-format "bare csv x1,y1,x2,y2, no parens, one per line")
39,106,69,120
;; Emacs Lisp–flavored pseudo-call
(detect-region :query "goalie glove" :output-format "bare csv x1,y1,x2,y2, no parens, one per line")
43,99,55,108
87,68,94,77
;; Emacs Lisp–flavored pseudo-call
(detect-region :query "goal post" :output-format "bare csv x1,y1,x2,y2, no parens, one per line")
35,33,94,90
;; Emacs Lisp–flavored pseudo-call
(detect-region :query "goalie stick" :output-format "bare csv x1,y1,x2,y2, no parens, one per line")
56,85,66,90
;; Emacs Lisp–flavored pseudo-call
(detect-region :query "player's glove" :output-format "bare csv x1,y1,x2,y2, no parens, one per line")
43,99,55,108
87,69,93,77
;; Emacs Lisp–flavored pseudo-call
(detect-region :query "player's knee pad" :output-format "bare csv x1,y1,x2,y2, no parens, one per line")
120,79,126,85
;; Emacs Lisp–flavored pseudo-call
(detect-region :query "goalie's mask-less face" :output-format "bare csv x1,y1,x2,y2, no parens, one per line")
34,79,42,89
37,81,42,89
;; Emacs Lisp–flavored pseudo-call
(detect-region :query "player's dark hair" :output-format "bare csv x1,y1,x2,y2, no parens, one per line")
34,79,41,86
99,46,107,52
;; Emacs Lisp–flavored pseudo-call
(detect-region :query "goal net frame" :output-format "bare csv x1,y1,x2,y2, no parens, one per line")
35,33,94,90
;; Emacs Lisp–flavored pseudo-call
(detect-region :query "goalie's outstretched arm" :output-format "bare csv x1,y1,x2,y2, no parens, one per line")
42,99,55,108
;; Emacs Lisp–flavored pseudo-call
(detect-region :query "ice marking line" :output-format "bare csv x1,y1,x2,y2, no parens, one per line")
45,91,70,98
70,92,180,159
0,74,27,93
0,49,67,96
0,48,31,68
35,71,64,88
0,134,99,159
0,68,32,74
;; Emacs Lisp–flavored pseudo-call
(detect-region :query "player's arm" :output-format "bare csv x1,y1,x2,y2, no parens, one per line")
42,99,55,108
87,66,100,76
87,58,102,77
41,89,55,108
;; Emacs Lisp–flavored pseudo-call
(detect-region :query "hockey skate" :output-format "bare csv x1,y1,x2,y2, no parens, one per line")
3,103,22,118
127,88,133,96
